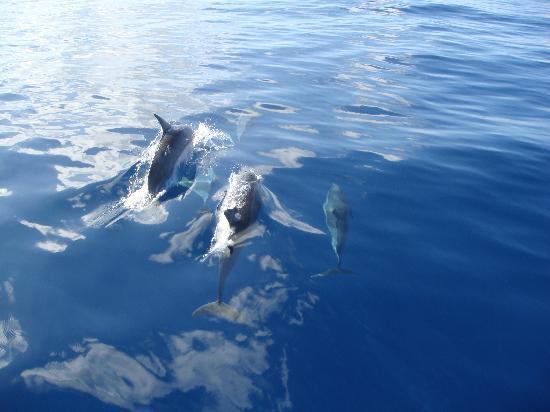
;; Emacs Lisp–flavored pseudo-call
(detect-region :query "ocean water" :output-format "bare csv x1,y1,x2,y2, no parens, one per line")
0,0,549,410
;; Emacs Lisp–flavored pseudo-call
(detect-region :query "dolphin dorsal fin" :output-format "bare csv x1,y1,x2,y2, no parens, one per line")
154,114,172,134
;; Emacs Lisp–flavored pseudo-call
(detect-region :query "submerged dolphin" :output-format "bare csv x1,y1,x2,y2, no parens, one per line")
194,168,324,320
193,169,262,320
313,183,354,277
148,114,197,199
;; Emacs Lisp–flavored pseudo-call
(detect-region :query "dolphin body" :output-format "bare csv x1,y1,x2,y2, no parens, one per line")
194,169,325,319
81,114,208,228
148,114,197,200
193,169,262,321
313,183,354,277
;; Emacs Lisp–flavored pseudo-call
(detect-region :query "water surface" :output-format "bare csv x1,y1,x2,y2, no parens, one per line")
0,0,549,411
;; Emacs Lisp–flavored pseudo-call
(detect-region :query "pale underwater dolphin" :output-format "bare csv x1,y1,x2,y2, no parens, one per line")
194,168,324,320
148,114,197,200
313,183,354,277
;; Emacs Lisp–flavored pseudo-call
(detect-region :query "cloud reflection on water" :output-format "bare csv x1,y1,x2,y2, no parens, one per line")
21,252,316,410
0,1,239,192
22,330,272,412
35,240,68,253
0,316,28,369
20,219,85,241
150,211,213,263
0,188,13,197
258,146,316,169
19,219,85,253
0,281,27,370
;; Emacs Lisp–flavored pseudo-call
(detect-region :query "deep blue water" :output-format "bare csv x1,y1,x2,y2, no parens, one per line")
0,0,549,411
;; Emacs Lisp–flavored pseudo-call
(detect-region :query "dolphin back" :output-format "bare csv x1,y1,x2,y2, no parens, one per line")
148,114,194,196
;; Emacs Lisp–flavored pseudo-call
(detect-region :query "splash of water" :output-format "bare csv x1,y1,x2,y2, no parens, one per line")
84,123,232,228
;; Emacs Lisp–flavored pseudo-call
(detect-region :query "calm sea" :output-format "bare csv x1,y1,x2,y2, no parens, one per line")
0,0,549,411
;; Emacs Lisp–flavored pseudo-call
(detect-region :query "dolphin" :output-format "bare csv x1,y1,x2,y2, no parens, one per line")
194,168,325,319
82,114,209,228
147,114,197,200
193,169,262,320
313,183,354,277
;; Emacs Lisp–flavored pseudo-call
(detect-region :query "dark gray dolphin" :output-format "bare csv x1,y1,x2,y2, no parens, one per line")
147,114,196,198
222,171,261,234
193,169,262,320
194,169,325,318
313,183,354,277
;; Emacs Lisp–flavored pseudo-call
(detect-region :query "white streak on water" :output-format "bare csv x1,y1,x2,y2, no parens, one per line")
150,212,213,264
0,316,28,369
1,280,15,304
260,186,324,235
20,219,85,241
0,188,12,197
278,348,292,411
36,240,67,253
258,146,316,168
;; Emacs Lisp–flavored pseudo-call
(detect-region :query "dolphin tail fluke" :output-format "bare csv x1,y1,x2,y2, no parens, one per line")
192,301,240,321
154,114,172,134
311,267,357,278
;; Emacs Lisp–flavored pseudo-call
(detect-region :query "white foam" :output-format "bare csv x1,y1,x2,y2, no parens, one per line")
85,123,232,228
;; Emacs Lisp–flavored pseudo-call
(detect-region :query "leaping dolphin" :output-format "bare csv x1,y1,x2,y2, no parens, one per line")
148,114,197,200
313,183,354,277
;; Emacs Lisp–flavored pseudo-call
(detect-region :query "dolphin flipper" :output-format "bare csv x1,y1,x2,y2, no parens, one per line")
260,186,324,234
229,222,266,246
190,167,216,203
192,301,240,321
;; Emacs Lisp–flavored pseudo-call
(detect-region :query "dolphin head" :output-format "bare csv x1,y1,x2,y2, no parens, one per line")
241,170,259,183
